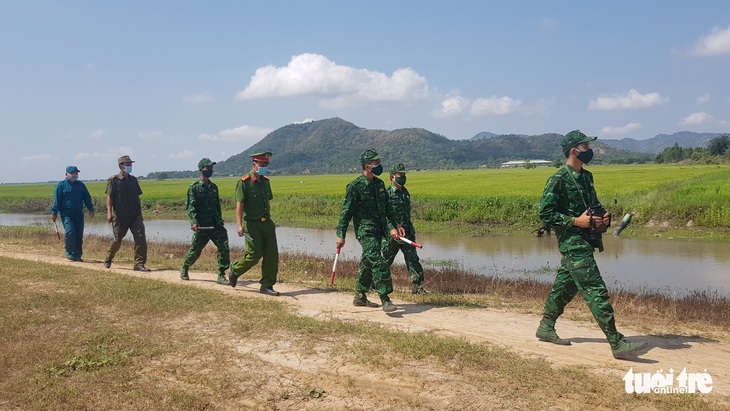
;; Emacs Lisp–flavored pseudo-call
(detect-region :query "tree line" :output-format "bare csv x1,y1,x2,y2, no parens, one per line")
654,135,730,164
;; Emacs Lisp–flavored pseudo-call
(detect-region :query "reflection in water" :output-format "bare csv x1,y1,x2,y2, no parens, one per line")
2,213,728,296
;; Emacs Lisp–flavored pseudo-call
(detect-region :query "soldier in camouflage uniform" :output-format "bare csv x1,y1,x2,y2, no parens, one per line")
230,152,280,296
382,163,427,294
536,130,645,359
337,148,404,313
180,158,230,285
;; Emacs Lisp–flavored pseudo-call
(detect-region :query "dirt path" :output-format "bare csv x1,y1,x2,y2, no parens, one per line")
2,248,728,398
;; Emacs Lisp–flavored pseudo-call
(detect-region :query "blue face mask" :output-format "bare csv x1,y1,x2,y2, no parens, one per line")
257,166,268,176
123,166,133,174
68,174,79,182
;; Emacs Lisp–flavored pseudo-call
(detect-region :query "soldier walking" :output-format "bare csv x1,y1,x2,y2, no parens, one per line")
50,165,94,261
180,158,230,285
382,163,427,294
336,148,404,313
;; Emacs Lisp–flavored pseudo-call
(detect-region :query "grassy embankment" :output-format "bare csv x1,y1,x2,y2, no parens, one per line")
2,164,730,238
0,226,728,409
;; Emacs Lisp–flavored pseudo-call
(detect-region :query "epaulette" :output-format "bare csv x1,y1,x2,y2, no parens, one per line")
241,175,251,181
110,174,120,180
262,175,269,180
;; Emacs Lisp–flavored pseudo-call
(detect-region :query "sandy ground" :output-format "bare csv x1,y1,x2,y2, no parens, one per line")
1,247,728,406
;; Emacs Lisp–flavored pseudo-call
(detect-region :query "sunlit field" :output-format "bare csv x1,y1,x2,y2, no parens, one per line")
2,164,730,234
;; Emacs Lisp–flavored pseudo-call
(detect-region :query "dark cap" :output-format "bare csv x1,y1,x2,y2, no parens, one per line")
117,155,135,164
561,130,597,153
198,158,216,169
250,152,272,162
359,148,380,165
389,163,407,174
65,165,80,173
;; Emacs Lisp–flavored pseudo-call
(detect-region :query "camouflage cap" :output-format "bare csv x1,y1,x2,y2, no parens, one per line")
65,165,80,173
197,158,216,169
561,130,597,153
117,155,135,164
389,163,407,174
359,148,380,165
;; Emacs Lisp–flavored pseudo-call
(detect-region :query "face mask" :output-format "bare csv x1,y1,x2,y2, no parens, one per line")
68,174,78,182
575,148,594,164
394,176,406,186
124,165,133,174
202,169,213,178
371,164,383,176
257,166,268,176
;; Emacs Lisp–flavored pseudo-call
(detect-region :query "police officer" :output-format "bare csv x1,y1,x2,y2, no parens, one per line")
336,148,404,313
104,155,150,271
536,130,645,359
180,158,230,285
382,163,427,294
51,166,94,261
229,152,280,296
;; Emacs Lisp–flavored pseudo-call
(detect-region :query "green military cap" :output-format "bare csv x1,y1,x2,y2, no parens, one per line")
197,158,216,169
389,163,407,174
251,152,273,161
359,148,380,165
117,155,135,164
561,130,597,153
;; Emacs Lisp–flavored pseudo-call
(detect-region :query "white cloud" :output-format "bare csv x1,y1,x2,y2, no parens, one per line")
138,131,165,140
680,111,712,125
21,154,54,163
236,53,430,107
470,96,522,116
432,96,470,118
600,122,642,136
89,128,105,139
688,26,730,56
168,150,196,160
697,93,711,104
182,93,213,104
198,125,273,143
292,118,316,124
588,89,668,111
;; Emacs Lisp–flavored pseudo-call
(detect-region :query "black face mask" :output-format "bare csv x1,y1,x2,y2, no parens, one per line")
394,176,406,186
575,148,594,164
202,169,214,178
371,164,383,176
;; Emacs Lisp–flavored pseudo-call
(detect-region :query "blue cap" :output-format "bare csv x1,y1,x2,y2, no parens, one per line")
66,166,80,173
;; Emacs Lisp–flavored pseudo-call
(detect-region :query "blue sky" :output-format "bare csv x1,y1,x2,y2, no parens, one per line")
2,1,729,183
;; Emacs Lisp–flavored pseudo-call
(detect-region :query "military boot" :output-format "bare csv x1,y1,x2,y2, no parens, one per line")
611,338,647,359
217,271,230,285
353,293,379,308
180,266,190,281
536,321,571,346
412,284,429,295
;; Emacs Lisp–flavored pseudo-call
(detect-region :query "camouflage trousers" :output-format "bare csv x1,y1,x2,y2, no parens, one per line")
182,226,230,274
356,233,393,302
541,247,622,345
382,236,424,286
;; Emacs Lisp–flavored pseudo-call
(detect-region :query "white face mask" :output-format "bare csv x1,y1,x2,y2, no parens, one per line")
68,174,79,182
124,165,133,174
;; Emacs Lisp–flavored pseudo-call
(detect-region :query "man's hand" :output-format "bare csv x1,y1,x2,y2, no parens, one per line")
396,224,406,237
390,228,400,239
107,212,113,223
89,211,94,218
237,224,245,237
51,214,57,223
574,209,605,229
336,237,345,249
191,223,199,231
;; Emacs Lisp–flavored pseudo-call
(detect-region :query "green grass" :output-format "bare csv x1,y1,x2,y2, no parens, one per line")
3,164,730,236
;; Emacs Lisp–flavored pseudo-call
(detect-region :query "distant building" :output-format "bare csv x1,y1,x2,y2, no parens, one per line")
500,160,552,168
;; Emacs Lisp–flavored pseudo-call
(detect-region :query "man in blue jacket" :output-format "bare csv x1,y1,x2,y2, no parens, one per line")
51,166,94,261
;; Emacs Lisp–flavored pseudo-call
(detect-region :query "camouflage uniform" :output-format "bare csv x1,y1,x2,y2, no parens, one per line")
538,164,625,347
230,169,278,289
181,177,230,277
382,176,425,291
337,174,398,303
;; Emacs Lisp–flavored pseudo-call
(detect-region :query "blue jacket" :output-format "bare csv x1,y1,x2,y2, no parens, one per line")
51,178,94,217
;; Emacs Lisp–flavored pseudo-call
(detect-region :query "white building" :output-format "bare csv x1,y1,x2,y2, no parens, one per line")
500,160,552,168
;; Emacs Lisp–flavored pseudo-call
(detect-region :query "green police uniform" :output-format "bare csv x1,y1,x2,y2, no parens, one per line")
381,164,425,293
337,150,398,304
105,170,147,266
230,166,278,289
181,158,230,283
537,131,644,358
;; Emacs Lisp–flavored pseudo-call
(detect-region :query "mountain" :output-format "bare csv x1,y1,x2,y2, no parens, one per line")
470,131,499,140
601,131,726,154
